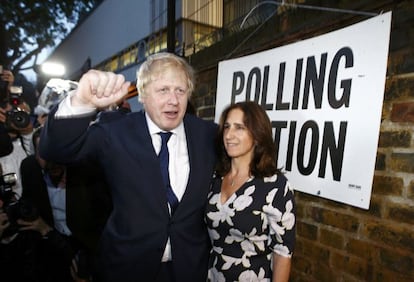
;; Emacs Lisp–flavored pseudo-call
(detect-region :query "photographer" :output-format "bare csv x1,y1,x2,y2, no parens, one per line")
0,69,14,157
0,169,39,282
0,69,34,197
19,126,91,282
0,124,86,282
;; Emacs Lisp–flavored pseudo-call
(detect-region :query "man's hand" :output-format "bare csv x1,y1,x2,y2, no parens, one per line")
0,212,10,236
0,70,15,89
17,217,53,236
0,107,7,124
72,70,130,109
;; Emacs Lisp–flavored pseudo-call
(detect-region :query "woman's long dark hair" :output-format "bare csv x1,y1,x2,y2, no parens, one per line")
215,101,280,178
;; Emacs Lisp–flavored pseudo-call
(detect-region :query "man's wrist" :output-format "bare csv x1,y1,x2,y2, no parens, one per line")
55,92,96,118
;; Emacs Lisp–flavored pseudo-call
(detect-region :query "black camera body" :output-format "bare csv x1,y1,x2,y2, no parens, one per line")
0,173,38,236
5,86,31,130
0,173,16,204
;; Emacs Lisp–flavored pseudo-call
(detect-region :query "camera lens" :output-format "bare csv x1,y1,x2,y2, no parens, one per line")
9,110,30,128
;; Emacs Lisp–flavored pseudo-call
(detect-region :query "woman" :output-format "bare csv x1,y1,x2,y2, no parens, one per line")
205,101,296,282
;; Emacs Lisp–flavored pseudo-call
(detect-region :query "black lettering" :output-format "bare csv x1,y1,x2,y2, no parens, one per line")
303,53,327,109
319,121,347,181
231,71,245,104
275,62,289,110
272,120,288,167
297,120,319,175
328,47,353,109
246,67,261,102
261,65,273,110
292,59,303,110
286,121,296,171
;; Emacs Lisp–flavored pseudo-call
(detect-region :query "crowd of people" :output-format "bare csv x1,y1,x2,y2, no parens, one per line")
0,52,296,282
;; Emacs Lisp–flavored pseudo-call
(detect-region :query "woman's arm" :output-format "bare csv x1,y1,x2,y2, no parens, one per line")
272,253,291,282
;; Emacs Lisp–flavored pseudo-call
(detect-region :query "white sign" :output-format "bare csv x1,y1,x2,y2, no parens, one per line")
215,12,392,209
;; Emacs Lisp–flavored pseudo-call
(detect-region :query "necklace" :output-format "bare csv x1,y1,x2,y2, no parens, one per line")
229,173,250,187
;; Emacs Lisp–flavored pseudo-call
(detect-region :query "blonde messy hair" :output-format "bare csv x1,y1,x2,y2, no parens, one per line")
136,52,195,102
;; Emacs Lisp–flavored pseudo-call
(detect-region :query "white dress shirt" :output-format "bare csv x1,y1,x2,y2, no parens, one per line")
44,172,72,236
0,133,33,196
146,114,189,204
145,114,190,262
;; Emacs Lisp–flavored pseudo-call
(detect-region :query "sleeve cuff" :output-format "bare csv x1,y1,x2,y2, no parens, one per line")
55,90,97,118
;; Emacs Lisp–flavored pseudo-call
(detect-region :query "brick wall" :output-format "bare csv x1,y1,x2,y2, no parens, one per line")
190,0,414,280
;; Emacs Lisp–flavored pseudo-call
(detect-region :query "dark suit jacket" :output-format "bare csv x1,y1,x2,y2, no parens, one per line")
20,155,54,226
20,154,112,253
39,110,217,282
0,123,13,158
19,155,83,281
66,159,112,252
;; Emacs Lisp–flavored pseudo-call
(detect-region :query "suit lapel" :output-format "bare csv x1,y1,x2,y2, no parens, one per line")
177,116,203,211
132,112,170,217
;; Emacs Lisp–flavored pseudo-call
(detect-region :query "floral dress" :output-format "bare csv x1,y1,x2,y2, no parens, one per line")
205,173,296,282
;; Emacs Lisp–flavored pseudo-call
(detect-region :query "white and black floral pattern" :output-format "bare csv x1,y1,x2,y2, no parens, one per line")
205,173,296,282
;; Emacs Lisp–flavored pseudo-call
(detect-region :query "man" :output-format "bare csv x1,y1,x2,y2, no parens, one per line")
35,77,113,256
19,127,78,282
0,98,34,197
39,52,217,282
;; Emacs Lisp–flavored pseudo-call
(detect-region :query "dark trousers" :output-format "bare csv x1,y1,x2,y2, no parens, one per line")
155,262,176,282
91,260,177,282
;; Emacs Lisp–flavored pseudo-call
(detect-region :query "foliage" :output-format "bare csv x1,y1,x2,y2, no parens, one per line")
0,0,102,73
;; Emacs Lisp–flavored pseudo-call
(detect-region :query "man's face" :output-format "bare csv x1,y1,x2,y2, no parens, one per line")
141,68,188,131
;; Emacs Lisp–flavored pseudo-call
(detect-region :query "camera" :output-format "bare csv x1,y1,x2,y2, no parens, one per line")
5,86,31,129
0,173,38,236
0,173,17,204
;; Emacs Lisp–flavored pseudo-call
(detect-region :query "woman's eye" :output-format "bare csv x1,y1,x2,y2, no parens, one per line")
236,125,245,130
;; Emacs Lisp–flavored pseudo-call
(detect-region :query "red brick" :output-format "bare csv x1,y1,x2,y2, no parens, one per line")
409,180,414,200
390,153,414,173
378,247,414,276
378,130,411,147
374,267,414,282
299,238,330,262
386,201,414,225
291,254,312,276
330,252,370,280
346,238,378,262
296,221,318,241
308,206,359,232
372,175,404,196
363,221,414,253
390,102,414,123
313,261,337,282
319,228,344,250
